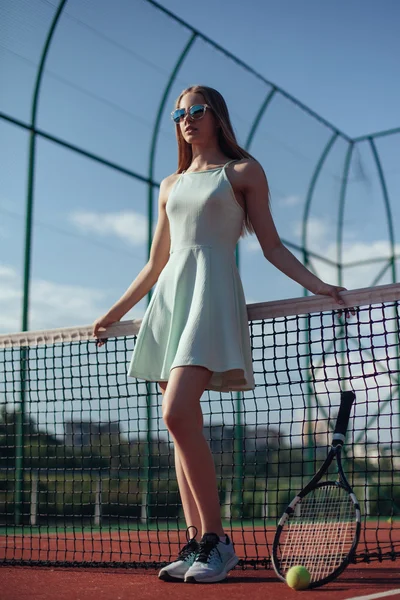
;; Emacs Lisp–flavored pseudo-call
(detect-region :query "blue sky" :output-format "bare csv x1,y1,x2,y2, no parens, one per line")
0,0,399,335
163,0,400,138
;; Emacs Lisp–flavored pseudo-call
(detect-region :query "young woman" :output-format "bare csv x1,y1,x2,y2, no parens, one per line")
93,85,346,584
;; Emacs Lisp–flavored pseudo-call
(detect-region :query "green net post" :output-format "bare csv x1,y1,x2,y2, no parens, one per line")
14,348,27,526
18,0,68,530
141,381,152,523
302,264,314,478
304,315,315,478
233,392,244,520
233,245,244,518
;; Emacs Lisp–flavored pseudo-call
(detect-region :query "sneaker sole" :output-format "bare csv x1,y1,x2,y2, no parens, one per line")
158,570,185,583
185,555,239,584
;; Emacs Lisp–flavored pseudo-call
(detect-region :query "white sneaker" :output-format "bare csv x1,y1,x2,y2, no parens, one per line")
158,527,199,582
184,532,239,583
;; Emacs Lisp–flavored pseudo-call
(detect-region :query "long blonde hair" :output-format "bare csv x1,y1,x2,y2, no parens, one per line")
173,85,262,237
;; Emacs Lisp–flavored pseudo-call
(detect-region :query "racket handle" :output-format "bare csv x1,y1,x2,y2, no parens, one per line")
332,390,356,446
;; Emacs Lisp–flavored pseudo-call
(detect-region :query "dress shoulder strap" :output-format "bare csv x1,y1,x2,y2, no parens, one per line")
181,159,239,174
222,159,239,170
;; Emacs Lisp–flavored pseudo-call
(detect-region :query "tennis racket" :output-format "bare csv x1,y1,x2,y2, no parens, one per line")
272,390,361,588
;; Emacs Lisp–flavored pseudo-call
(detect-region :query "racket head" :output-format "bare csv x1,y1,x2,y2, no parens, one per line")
272,481,361,589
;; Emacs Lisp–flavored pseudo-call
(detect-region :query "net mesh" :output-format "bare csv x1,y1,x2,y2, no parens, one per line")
0,284,399,568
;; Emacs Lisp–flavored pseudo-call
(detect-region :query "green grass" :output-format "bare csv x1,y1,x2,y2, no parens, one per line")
2,515,396,536
0,519,279,535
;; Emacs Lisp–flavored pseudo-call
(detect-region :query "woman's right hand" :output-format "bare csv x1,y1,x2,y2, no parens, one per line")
92,313,119,347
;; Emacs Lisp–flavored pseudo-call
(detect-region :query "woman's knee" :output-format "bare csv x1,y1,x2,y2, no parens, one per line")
160,366,210,433
162,398,187,431
162,398,203,434
162,407,181,432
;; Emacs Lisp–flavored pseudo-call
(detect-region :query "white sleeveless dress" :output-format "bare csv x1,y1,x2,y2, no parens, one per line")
128,159,255,392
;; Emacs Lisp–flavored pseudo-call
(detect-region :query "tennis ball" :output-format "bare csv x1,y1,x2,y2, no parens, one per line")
286,565,311,590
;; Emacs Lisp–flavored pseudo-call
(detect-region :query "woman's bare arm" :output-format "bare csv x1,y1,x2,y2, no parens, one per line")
97,176,173,325
241,160,345,303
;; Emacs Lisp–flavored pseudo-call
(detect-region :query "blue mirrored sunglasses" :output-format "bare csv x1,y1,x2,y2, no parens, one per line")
171,104,211,124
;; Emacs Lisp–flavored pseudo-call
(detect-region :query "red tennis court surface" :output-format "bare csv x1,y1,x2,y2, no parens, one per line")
1,563,400,600
1,524,400,600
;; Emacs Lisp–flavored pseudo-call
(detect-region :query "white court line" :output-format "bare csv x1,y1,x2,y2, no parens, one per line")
346,590,400,600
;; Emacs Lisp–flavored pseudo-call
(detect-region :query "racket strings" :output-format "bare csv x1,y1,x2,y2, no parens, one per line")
279,485,356,581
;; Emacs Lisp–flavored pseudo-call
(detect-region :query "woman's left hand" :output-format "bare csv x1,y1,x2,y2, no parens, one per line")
315,282,347,305
314,282,355,317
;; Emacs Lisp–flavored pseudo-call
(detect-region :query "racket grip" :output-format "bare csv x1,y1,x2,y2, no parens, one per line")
332,390,356,446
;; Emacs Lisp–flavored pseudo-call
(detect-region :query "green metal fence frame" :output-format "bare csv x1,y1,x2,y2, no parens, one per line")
1,0,399,526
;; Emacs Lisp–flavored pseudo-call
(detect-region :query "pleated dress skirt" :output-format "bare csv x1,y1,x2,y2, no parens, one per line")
128,160,255,393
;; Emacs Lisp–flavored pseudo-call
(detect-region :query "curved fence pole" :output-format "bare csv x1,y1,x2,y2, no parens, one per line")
22,0,69,331
368,137,400,439
337,143,354,287
368,137,396,283
15,0,69,527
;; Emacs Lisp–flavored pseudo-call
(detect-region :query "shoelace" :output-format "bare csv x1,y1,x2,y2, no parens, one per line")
176,539,199,561
175,525,199,562
196,539,221,564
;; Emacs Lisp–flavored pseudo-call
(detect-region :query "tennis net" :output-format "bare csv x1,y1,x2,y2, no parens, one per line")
0,283,399,568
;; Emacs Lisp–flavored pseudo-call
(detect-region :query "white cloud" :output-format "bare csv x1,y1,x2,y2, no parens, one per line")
294,216,328,247
241,213,397,289
0,266,21,331
29,280,109,331
289,215,399,289
338,240,396,264
280,194,301,207
243,215,329,254
69,210,148,246
0,264,144,333
241,236,260,253
0,264,18,279
311,239,400,288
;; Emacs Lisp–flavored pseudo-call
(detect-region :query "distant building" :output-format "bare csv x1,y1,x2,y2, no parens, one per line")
203,424,280,453
64,420,121,447
302,418,330,448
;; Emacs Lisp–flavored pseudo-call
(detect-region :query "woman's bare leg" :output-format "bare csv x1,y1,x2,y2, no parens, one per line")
161,366,224,537
159,381,202,539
